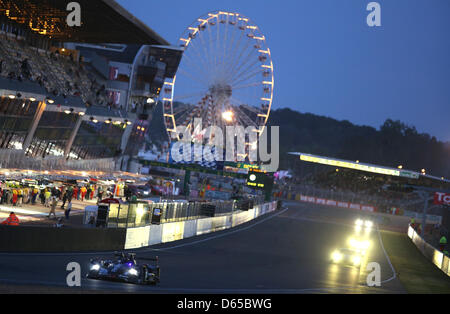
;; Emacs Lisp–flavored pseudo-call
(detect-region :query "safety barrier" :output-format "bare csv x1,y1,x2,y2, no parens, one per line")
0,225,126,253
291,194,377,212
0,201,278,252
407,225,450,277
124,201,278,250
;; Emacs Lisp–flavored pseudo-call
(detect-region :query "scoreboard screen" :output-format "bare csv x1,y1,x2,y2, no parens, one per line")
246,170,273,189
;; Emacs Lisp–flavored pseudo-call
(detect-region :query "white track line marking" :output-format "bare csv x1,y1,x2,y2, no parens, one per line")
375,224,397,284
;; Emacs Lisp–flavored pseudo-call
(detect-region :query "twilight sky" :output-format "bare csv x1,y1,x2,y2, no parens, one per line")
118,0,450,142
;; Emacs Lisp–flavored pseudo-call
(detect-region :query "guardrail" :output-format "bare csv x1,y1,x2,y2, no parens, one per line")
407,225,450,277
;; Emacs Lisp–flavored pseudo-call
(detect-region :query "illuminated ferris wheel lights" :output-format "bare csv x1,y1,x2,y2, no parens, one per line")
162,10,274,142
222,111,234,122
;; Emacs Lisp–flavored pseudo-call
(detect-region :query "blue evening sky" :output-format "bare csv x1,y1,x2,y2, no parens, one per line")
117,0,450,142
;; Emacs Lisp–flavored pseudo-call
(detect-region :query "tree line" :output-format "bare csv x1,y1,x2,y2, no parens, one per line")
267,108,450,178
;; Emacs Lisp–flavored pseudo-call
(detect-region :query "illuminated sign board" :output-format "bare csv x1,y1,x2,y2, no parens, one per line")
434,192,450,206
246,170,268,189
293,153,419,179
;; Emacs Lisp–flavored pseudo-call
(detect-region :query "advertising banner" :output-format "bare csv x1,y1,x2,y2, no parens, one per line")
434,192,450,205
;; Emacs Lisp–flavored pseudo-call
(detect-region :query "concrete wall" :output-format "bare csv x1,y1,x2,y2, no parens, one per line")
0,226,126,253
124,201,278,250
0,201,278,252
408,225,450,277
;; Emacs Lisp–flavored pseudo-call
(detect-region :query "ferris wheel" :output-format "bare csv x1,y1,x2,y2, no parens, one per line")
162,10,274,145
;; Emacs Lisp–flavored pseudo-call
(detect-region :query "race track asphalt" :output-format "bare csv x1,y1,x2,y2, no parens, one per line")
0,201,406,293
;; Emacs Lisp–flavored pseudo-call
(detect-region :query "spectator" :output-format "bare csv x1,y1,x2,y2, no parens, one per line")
86,186,92,201
17,188,23,206
32,187,38,205
73,186,78,200
97,188,104,203
80,186,87,201
12,189,18,206
44,188,51,207
48,196,57,219
61,190,68,209
39,189,45,205
1,212,19,226
440,236,447,252
65,201,72,220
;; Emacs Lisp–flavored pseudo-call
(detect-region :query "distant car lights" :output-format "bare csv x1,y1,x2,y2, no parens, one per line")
330,218,375,268
331,250,343,263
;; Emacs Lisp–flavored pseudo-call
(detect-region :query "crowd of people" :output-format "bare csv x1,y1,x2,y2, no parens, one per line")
0,183,111,220
0,34,114,109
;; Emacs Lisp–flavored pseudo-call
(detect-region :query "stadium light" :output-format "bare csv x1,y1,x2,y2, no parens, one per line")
297,153,400,176
290,152,419,178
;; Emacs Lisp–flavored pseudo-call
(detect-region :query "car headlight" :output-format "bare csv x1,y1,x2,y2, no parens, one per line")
355,219,363,227
91,264,100,271
352,255,361,266
331,251,343,262
365,220,373,228
128,268,138,276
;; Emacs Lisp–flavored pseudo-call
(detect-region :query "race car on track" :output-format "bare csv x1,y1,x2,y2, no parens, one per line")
87,252,160,285
330,248,365,268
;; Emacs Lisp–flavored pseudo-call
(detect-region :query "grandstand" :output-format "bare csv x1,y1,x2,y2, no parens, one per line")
0,0,182,170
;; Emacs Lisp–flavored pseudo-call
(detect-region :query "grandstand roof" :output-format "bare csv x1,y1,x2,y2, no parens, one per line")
76,44,143,64
0,0,169,45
